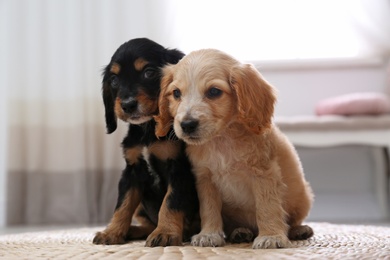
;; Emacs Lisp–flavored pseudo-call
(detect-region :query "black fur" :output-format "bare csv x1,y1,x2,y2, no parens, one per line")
93,38,199,246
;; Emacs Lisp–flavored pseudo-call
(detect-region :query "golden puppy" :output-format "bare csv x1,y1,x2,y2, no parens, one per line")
155,49,314,249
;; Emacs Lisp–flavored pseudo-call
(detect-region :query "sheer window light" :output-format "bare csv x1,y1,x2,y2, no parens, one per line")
165,0,390,61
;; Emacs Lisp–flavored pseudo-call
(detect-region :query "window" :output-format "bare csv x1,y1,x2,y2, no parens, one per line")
165,0,390,61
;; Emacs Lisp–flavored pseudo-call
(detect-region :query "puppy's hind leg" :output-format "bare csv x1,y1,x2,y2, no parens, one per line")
288,225,314,240
286,203,314,241
126,205,156,240
228,228,254,244
286,182,314,241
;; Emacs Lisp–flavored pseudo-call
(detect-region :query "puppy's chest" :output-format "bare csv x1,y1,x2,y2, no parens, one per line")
191,139,255,174
189,142,255,206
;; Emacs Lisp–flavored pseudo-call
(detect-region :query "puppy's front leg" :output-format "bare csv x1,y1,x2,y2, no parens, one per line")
145,185,185,247
252,166,291,249
191,167,225,247
93,186,143,245
93,158,154,245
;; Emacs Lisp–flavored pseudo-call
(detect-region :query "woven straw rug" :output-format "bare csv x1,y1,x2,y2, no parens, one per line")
0,222,389,259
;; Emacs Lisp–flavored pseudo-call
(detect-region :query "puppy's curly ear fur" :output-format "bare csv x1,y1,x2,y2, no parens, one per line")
155,65,175,138
230,64,277,134
102,65,117,134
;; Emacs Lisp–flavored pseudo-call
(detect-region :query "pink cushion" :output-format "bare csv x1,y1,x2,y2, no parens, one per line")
315,92,390,116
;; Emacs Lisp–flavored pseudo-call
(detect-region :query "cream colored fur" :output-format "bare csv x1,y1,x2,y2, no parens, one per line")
155,49,314,249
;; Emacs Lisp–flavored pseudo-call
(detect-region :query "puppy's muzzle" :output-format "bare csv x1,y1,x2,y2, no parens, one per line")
121,99,138,113
180,119,199,134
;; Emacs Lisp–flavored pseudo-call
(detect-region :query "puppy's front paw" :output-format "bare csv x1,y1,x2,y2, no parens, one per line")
145,229,182,247
191,232,226,247
93,231,126,245
252,235,291,249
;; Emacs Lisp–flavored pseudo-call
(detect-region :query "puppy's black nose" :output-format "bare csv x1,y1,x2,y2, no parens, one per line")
121,99,138,113
181,119,199,134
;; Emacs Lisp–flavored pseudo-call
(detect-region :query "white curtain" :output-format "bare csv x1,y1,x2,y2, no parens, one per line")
0,0,7,227
1,0,175,225
1,0,389,226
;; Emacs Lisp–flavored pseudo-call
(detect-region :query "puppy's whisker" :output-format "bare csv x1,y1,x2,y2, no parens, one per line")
155,118,175,141
168,128,179,141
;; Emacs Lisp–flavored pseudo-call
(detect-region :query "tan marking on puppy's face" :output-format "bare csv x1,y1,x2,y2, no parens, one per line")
134,58,149,71
137,90,158,117
110,62,121,74
114,89,157,125
164,50,239,145
114,98,126,121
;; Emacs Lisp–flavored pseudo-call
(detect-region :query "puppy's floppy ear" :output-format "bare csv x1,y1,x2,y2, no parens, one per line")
230,63,276,134
164,48,185,65
154,65,175,138
102,65,117,134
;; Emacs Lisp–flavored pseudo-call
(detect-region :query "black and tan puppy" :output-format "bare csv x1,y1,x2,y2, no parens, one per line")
93,38,199,247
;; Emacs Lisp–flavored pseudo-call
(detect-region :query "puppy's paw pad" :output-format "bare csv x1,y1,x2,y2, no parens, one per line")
191,233,225,247
93,231,126,245
145,231,181,247
229,228,254,243
288,225,314,240
252,235,291,249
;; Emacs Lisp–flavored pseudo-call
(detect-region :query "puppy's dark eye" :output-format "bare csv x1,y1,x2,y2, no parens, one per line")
173,89,181,99
143,68,157,79
110,75,119,89
206,87,222,99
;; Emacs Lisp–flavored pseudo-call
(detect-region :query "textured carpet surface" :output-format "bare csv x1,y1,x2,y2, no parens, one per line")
0,222,389,259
